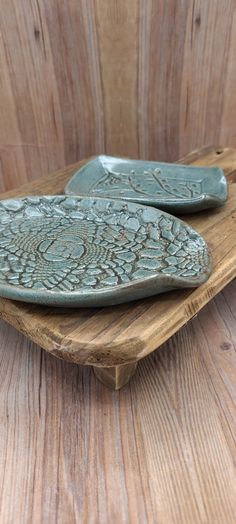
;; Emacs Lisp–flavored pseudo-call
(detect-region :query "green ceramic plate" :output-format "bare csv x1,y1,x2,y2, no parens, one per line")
0,196,211,307
65,155,228,213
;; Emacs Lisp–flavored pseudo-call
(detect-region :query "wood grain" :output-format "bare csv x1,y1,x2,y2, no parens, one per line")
0,147,235,372
0,283,235,523
1,1,236,190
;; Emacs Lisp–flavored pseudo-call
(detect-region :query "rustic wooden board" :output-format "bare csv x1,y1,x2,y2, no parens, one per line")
0,146,235,372
1,1,236,191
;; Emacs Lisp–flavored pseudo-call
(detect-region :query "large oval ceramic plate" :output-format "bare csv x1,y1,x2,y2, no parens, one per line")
65,155,227,213
0,196,211,307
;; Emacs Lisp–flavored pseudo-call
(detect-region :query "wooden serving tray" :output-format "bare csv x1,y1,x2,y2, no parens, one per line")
0,146,236,389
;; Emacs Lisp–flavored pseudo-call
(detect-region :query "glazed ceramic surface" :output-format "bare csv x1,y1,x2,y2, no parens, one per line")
65,155,227,213
0,196,211,307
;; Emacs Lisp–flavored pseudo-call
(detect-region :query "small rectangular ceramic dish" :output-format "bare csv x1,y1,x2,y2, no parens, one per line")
65,155,227,213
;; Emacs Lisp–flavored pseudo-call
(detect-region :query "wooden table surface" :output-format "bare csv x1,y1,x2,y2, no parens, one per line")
0,147,236,523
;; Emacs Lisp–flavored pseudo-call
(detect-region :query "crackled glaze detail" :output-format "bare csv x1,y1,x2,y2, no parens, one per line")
0,196,211,306
65,155,228,214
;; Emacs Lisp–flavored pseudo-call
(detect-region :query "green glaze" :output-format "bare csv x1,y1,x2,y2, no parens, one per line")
65,155,228,213
0,195,211,307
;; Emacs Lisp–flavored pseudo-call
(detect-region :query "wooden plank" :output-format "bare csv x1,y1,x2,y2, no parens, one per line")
94,0,139,157
1,2,236,190
0,147,235,370
0,279,235,523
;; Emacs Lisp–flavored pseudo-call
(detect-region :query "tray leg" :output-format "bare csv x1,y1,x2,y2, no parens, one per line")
93,362,137,390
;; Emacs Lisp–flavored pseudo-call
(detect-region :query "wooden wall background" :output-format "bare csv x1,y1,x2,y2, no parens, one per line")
0,0,236,191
